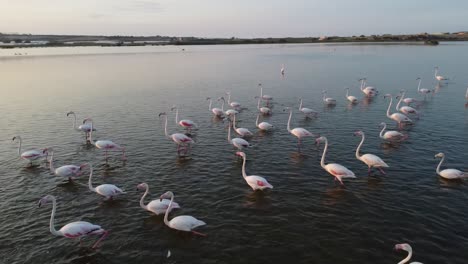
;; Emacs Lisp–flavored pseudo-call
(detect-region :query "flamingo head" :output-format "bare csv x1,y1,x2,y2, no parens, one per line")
394,243,412,252
283,107,291,112
136,183,148,191
434,66,439,70
158,112,167,117
353,130,363,137
206,97,211,101
434,152,445,159
225,91,231,95
416,77,421,80
82,117,93,124
235,151,246,158
66,111,75,117
379,122,386,127
12,136,20,142
38,195,54,207
159,191,174,201
315,136,326,146
42,148,52,154
170,105,177,111
383,94,392,99
79,163,89,170
258,83,262,87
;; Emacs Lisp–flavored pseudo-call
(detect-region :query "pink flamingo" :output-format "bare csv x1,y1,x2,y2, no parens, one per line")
280,64,285,76
384,94,412,128
255,114,273,131
227,121,252,150
394,243,423,264
255,95,271,115
434,66,448,82
232,114,253,137
359,78,378,97
88,164,125,200
49,149,88,181
87,119,126,163
258,83,273,106
285,107,318,151
160,191,207,236
66,111,96,140
226,91,241,110
354,130,389,175
396,91,419,118
298,97,319,117
206,97,224,117
171,106,197,134
379,122,408,142
434,153,468,179
316,136,356,185
236,152,273,190
137,183,180,215
159,112,194,156
38,195,109,249
416,78,432,97
12,136,50,165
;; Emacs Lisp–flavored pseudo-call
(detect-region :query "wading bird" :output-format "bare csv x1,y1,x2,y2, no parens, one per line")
316,136,356,185
416,78,432,97
88,164,125,200
226,91,241,110
255,114,273,131
49,149,88,181
298,97,319,117
258,83,273,105
379,122,408,142
285,107,317,151
87,119,126,162
434,66,448,82
12,136,50,165
206,97,224,118
384,94,412,128
227,121,251,151
394,243,423,264
159,112,194,156
236,151,273,190
354,130,389,175
255,96,271,115
359,78,378,97
232,114,253,137
396,91,419,118
322,90,337,105
434,153,467,179
66,111,96,140
171,106,196,134
137,183,180,215
345,87,358,103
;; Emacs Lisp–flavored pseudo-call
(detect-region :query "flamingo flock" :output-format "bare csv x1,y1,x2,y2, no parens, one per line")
12,63,465,262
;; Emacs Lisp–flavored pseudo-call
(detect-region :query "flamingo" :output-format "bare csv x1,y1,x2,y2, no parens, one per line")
396,91,419,118
206,97,224,118
38,195,109,249
280,64,285,76
255,114,273,131
434,66,448,82
88,164,125,200
394,243,423,264
171,106,196,134
227,121,251,150
160,191,206,236
316,136,356,185
384,94,412,127
359,78,378,97
322,90,337,105
49,149,88,181
225,109,239,120
232,114,253,137
285,107,318,151
434,153,467,179
379,122,408,142
225,91,241,110
258,83,273,105
416,78,432,97
236,151,273,190
66,111,96,140
12,136,50,165
137,183,180,215
87,119,126,162
255,96,271,115
159,112,194,156
345,87,358,103
298,98,319,117
354,130,389,174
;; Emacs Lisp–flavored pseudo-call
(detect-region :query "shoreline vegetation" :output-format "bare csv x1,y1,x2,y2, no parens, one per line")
1,31,468,49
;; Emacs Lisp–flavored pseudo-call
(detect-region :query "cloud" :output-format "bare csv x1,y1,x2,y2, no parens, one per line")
116,0,163,13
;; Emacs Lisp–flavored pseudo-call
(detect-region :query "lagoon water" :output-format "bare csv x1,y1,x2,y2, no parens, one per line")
0,43,467,263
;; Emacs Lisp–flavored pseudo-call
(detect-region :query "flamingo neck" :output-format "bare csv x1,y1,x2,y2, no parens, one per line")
436,156,444,175
139,186,149,211
49,197,61,236
175,108,179,124
208,99,212,111
255,114,260,127
227,93,231,104
257,96,261,110
398,249,412,264
17,138,22,156
71,113,77,129
299,99,303,110
360,79,365,91
220,99,225,111
417,79,422,92
163,115,170,138
260,85,263,98
355,134,365,160
434,69,438,78
163,193,174,227
386,96,393,118
396,93,404,110
233,115,238,130
49,151,55,173
241,155,247,179
287,109,292,132
379,124,386,139
88,121,96,146
322,92,326,101
320,138,328,169
227,123,232,143
346,88,349,98
88,166,96,192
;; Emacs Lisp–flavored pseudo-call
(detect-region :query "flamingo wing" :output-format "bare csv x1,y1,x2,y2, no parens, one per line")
147,199,180,214
245,175,273,190
59,221,103,238
325,163,356,178
169,215,206,231
439,169,466,179
361,154,389,168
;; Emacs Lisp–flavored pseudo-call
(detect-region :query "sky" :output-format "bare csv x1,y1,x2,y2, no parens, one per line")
1,0,467,37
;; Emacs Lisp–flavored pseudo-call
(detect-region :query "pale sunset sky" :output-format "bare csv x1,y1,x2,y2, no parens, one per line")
1,0,467,37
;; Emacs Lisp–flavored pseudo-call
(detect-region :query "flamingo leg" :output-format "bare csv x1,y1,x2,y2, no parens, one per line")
297,138,302,152
368,167,372,175
191,230,207,237
92,230,109,249
105,151,108,163
378,167,386,175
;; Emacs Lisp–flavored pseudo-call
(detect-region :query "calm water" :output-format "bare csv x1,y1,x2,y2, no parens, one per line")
1,43,467,264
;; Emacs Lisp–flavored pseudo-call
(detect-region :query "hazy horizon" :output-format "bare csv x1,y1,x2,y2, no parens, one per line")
1,0,467,38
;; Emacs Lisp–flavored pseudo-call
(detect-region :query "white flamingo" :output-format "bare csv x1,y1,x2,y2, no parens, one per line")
285,107,317,150
354,130,389,175
236,151,273,190
38,195,108,249
227,121,251,150
232,114,253,137
316,136,356,185
396,91,419,118
66,111,96,140
394,243,423,264
160,191,206,236
416,78,432,97
434,153,467,180
255,114,273,131
12,136,50,165
255,96,271,115
359,78,378,97
322,91,337,105
345,87,358,103
226,91,241,110
206,97,224,117
88,164,125,200
384,94,412,127
171,106,196,133
258,83,273,105
159,112,194,156
298,98,319,117
434,66,448,82
379,122,407,142
49,149,88,181
87,119,126,162
137,183,180,215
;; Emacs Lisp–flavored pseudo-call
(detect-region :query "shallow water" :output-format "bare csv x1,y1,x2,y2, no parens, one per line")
0,43,467,264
